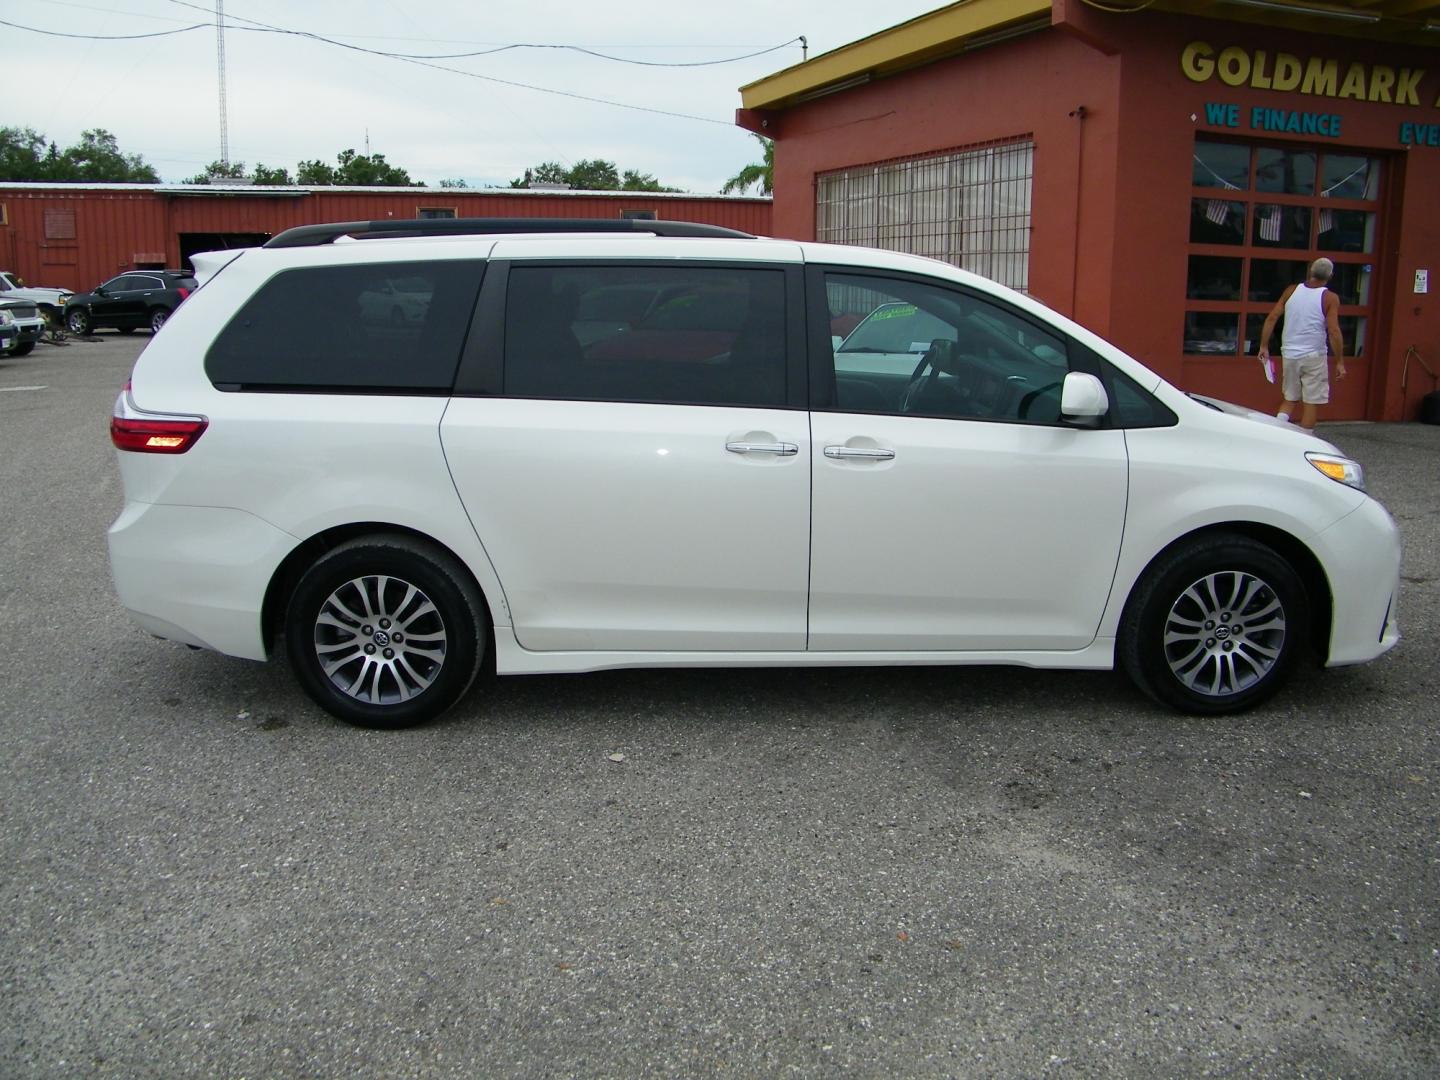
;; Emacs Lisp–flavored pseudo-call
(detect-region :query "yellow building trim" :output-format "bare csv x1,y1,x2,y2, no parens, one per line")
739,0,1052,111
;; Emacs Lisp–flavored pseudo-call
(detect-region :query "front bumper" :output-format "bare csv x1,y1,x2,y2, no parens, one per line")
1312,494,1402,666
108,501,298,661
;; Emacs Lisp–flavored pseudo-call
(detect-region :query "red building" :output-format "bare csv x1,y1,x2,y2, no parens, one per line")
0,183,772,304
738,0,1440,421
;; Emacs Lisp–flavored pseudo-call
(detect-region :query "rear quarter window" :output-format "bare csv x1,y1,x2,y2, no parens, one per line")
205,261,485,393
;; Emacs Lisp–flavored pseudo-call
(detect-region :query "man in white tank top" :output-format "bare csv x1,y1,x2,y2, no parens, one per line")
1257,257,1346,430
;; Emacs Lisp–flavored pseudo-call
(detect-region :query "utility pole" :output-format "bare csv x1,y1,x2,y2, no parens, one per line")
216,0,229,166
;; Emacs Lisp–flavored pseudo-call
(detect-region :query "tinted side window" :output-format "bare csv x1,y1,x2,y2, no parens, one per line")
130,276,164,291
825,273,1070,424
504,265,786,407
205,261,485,393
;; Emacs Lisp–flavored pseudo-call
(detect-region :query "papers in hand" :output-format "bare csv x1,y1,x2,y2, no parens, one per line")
1261,356,1275,384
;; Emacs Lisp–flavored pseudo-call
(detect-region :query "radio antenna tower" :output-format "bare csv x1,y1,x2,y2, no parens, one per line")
216,0,229,165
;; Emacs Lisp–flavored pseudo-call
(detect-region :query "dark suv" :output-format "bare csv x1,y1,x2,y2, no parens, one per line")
66,270,198,335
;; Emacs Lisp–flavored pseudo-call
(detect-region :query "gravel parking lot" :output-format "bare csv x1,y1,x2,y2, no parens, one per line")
3,333,1437,1078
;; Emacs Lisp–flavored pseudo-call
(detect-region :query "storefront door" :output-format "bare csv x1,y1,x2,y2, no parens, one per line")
1184,139,1383,420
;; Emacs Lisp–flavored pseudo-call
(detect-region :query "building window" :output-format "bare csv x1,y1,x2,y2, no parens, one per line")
417,207,456,219
816,137,1034,292
1185,139,1380,359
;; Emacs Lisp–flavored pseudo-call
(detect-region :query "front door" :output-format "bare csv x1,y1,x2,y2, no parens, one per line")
808,270,1129,652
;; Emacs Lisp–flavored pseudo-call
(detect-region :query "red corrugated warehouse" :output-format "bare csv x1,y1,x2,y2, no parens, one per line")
0,183,773,297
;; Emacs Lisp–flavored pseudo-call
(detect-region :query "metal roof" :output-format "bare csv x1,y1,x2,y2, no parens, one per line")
0,182,771,203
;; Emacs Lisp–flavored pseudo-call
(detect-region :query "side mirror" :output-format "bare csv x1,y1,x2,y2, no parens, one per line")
94,285,107,295
1060,371,1109,428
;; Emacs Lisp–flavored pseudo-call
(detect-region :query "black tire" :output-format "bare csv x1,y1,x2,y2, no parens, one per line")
66,308,90,335
284,535,487,729
149,308,169,333
1118,533,1309,715
12,342,34,356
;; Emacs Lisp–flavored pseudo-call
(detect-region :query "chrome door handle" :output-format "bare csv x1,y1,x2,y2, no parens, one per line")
824,446,895,460
726,442,798,456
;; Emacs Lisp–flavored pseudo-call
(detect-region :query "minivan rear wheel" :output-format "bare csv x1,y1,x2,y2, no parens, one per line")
285,536,487,729
1119,533,1308,714
149,308,169,333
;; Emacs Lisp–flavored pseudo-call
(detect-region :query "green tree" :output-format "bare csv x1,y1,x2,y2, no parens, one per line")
510,161,570,188
721,134,773,196
567,158,620,190
333,148,418,186
292,149,418,187
0,126,158,182
185,159,248,184
438,177,469,189
60,129,160,182
0,127,54,181
621,169,680,193
252,163,291,185
295,158,336,185
510,158,680,192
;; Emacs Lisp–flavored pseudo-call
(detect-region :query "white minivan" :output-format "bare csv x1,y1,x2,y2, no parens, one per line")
108,219,1399,728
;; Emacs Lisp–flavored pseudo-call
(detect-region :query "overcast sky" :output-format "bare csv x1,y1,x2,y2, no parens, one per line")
7,0,945,191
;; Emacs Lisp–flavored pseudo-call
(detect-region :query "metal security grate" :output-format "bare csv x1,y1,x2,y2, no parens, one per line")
816,137,1034,292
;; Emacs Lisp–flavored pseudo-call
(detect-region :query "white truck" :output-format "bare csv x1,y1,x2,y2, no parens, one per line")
0,271,74,352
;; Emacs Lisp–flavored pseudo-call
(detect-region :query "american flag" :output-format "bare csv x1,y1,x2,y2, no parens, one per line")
1206,200,1230,225
1260,205,1281,243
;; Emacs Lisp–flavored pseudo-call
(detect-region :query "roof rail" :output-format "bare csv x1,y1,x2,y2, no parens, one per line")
263,217,755,248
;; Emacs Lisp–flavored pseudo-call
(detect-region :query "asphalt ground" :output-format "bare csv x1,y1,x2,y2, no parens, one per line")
2,332,1437,1078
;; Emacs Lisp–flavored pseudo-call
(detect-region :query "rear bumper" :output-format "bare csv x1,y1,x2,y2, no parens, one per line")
108,501,297,661
1313,495,1402,667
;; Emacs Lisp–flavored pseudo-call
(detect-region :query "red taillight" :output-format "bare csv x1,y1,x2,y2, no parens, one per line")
110,415,208,453
177,286,191,300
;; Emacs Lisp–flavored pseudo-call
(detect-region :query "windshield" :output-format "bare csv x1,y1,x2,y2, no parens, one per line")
838,302,956,354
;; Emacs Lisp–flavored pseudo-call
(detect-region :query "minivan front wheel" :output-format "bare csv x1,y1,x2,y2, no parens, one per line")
285,536,487,729
1119,534,1309,714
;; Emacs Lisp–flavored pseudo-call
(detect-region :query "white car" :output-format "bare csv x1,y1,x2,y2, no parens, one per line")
108,219,1400,728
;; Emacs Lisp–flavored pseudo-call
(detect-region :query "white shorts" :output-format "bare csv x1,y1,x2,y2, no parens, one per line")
1282,352,1330,405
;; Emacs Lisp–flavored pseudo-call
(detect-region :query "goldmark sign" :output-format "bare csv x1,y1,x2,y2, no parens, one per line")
1181,42,1429,107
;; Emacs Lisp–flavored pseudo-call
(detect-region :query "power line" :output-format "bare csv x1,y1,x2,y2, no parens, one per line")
0,17,207,39
159,1,800,66
2,13,797,64
1,8,800,125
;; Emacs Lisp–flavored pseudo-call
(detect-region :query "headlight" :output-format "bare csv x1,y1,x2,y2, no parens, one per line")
1306,452,1366,491
0,310,13,325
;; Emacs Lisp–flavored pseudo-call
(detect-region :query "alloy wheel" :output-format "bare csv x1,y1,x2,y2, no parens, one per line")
1162,570,1286,698
312,574,448,705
